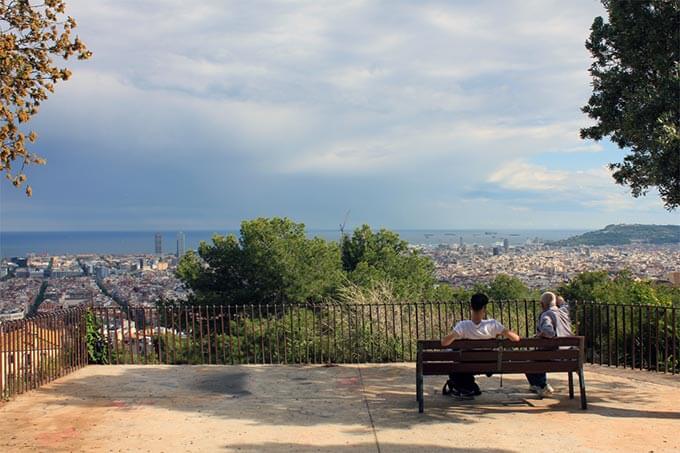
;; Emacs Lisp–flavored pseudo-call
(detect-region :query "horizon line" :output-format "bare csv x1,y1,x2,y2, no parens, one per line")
2,225,677,234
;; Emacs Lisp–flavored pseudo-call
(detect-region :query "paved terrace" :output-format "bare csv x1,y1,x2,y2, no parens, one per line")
1,364,679,452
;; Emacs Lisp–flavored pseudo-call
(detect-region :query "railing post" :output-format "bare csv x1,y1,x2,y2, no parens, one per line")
0,321,5,399
416,340,424,413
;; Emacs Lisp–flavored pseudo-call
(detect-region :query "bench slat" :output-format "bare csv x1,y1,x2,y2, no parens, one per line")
422,361,579,375
418,337,583,350
421,349,579,362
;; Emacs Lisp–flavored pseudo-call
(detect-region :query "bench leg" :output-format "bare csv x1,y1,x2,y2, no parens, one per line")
568,371,574,399
416,372,424,413
578,368,587,410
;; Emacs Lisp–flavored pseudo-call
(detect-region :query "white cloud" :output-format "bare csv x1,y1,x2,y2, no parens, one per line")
488,161,569,191
5,0,677,230
487,160,666,214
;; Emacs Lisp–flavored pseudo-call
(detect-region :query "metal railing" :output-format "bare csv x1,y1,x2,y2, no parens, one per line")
1,301,676,400
576,302,678,373
87,301,678,373
0,307,87,400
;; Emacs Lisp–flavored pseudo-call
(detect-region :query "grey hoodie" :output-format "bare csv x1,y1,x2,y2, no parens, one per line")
537,305,573,337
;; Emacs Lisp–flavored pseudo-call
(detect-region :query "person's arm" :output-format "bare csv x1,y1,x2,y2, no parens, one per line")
441,330,460,347
537,315,556,338
494,320,520,342
502,328,521,342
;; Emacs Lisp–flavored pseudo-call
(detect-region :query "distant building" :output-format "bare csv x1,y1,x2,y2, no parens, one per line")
95,266,110,280
503,238,509,253
15,268,45,278
176,232,186,258
154,233,162,255
667,271,680,286
492,246,501,256
50,269,82,278
11,257,28,268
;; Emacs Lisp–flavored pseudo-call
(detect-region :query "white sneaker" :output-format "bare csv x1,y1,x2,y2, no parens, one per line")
529,385,552,398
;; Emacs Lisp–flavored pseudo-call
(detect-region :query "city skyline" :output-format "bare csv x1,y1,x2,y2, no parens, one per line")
1,0,678,232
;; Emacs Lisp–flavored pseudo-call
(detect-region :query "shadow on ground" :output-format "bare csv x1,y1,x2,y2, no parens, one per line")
222,442,515,452
359,365,680,426
29,363,680,430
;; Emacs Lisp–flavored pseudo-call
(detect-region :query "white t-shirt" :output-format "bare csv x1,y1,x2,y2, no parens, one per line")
453,319,505,339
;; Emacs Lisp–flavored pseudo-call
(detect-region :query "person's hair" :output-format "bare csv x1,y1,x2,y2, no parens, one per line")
470,293,489,312
540,291,557,307
556,295,565,305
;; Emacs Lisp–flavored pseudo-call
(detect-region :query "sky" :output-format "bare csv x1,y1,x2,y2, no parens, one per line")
0,0,677,231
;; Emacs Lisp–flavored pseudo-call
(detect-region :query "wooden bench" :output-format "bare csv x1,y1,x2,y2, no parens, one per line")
416,336,587,412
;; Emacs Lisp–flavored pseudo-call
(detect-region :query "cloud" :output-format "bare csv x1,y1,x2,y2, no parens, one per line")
488,161,569,191
485,160,665,214
2,0,677,231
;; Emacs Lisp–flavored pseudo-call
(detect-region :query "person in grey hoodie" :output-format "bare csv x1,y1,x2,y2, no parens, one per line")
526,291,573,397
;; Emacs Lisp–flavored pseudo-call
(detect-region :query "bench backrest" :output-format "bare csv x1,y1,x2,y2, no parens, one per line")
417,337,585,375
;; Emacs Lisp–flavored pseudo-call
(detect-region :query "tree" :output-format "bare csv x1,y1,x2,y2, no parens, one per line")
1,0,91,196
560,270,672,306
177,217,344,305
580,0,680,209
341,225,438,300
559,270,610,302
476,274,531,301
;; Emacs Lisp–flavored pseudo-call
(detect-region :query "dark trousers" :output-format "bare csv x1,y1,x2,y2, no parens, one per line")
526,373,547,388
448,373,478,393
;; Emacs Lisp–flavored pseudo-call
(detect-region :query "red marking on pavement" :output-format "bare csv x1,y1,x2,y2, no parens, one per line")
35,427,79,445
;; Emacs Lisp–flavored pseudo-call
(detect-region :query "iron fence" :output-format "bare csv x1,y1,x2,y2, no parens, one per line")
1,301,676,401
0,307,87,400
87,301,678,373
576,302,678,373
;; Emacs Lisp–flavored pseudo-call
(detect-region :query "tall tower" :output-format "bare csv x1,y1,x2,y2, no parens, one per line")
176,232,186,258
503,238,509,253
154,233,162,255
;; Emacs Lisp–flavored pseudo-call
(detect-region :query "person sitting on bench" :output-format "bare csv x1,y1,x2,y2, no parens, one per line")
440,293,521,398
526,291,574,398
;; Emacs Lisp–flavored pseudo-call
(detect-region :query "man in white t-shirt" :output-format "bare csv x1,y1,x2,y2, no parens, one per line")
441,293,521,398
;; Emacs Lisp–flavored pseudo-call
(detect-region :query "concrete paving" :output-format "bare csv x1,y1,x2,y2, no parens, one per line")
0,364,678,452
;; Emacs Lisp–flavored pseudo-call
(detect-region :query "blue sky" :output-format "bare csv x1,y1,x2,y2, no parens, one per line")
1,0,677,231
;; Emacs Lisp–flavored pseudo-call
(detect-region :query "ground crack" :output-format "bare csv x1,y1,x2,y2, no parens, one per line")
357,366,381,453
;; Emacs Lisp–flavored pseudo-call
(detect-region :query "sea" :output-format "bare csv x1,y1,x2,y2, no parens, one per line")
0,229,587,258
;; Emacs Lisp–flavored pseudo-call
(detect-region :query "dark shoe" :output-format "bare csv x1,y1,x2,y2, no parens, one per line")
451,388,475,400
472,383,482,396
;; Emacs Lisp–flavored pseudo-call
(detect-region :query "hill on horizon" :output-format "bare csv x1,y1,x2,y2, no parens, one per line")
550,224,679,246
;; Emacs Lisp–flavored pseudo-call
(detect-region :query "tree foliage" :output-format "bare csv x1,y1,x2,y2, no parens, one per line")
85,309,108,364
177,217,344,305
474,274,532,301
177,218,445,305
341,225,439,300
559,270,675,306
0,0,91,196
581,0,680,209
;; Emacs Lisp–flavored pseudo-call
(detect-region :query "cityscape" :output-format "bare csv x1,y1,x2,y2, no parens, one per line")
420,241,679,289
0,233,189,320
2,230,678,321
